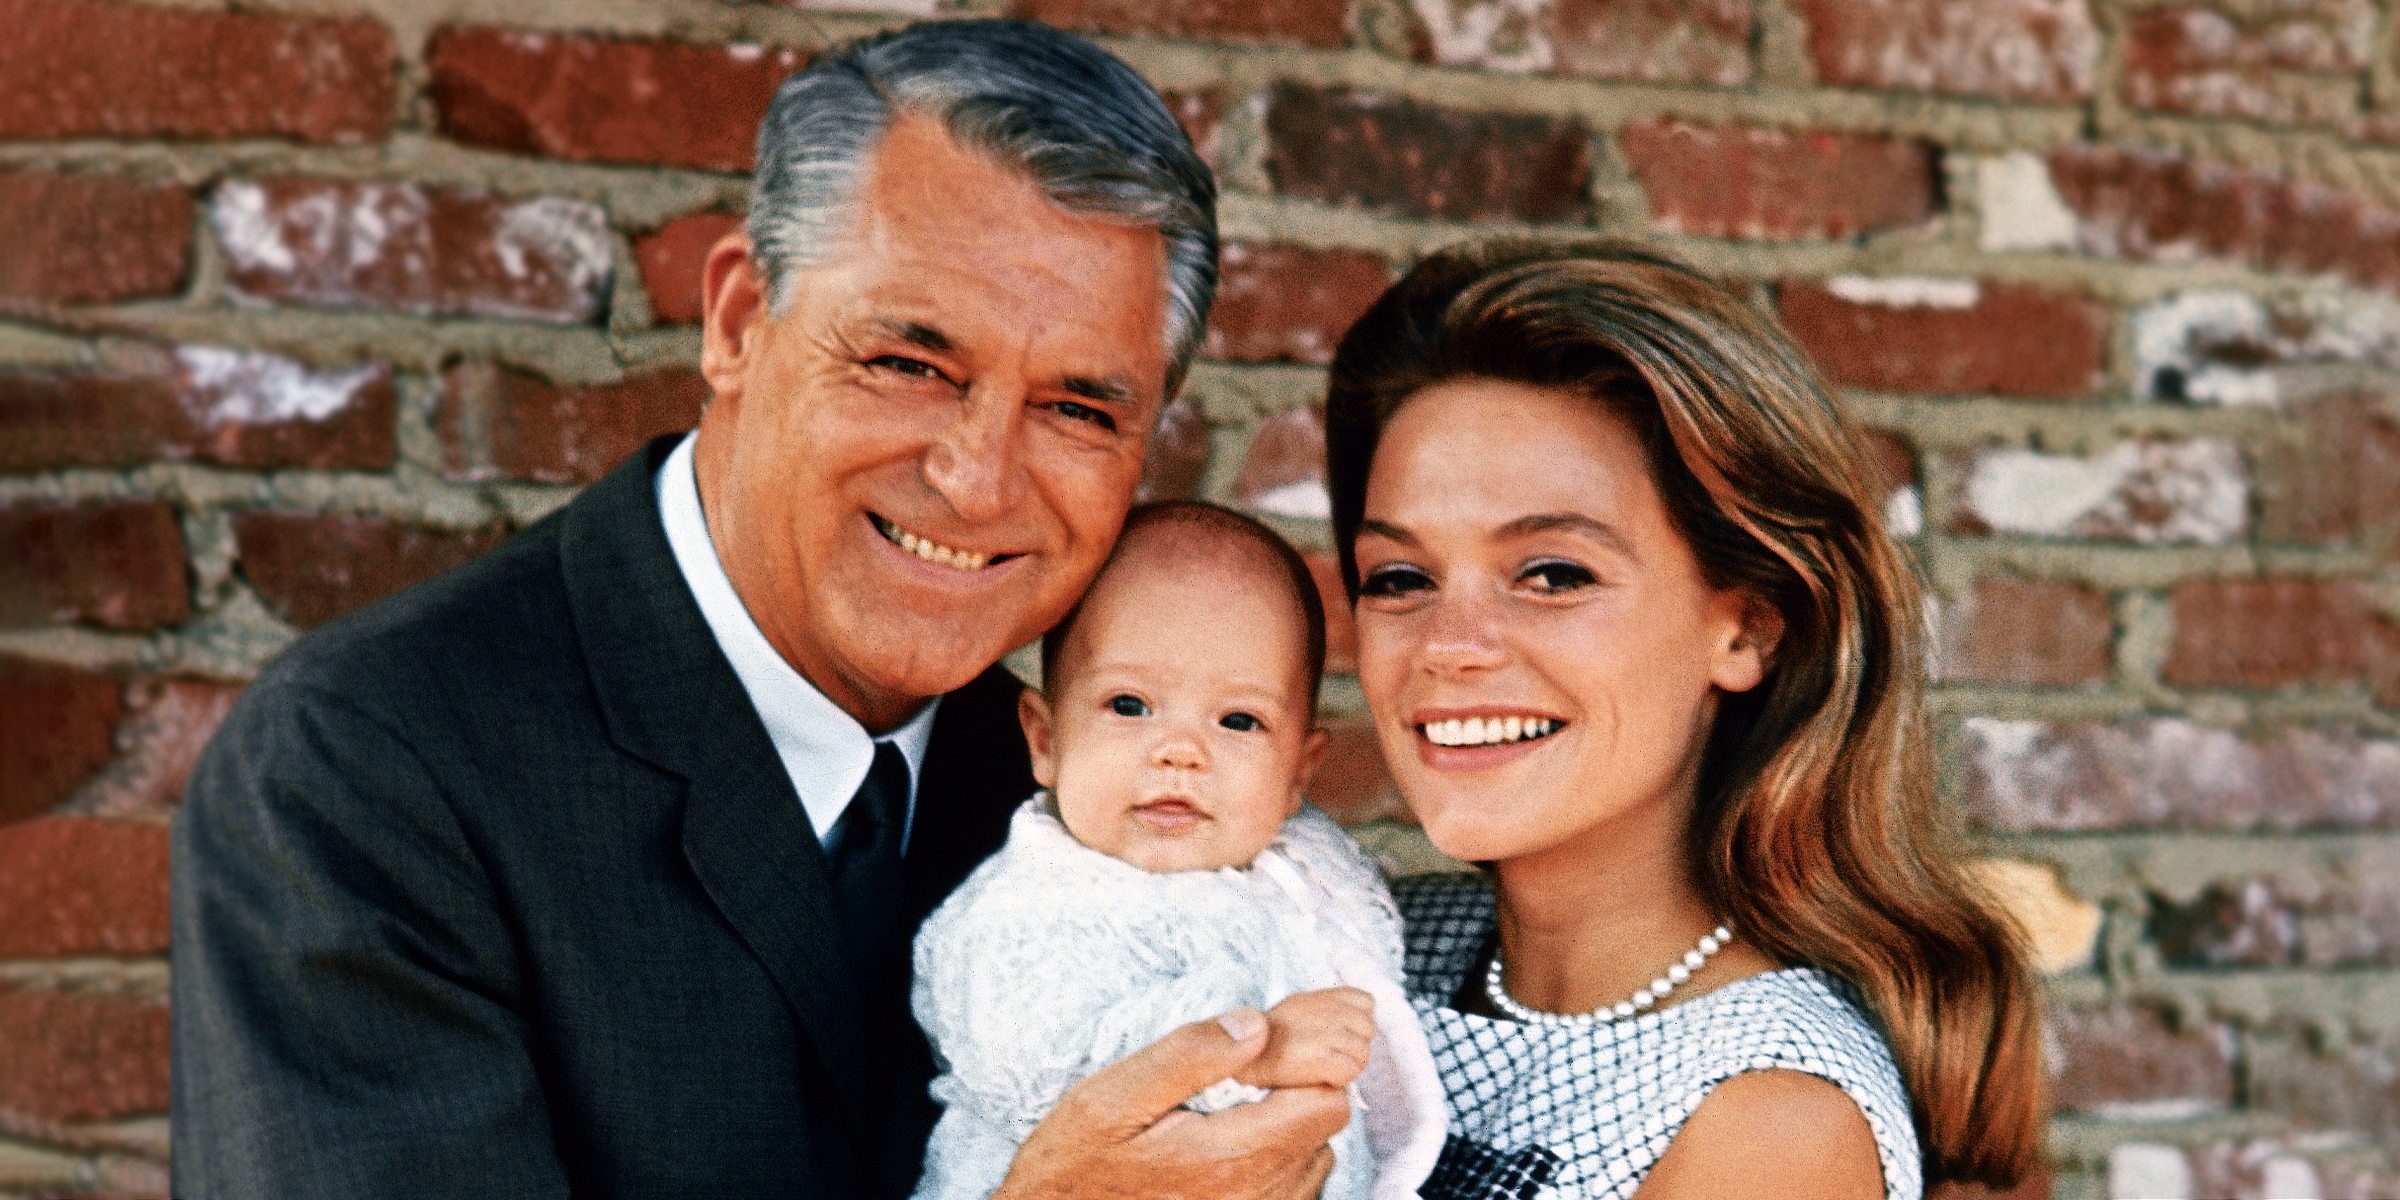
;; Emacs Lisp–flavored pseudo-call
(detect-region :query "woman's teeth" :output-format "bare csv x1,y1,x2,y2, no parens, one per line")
1421,716,1559,747
875,517,992,570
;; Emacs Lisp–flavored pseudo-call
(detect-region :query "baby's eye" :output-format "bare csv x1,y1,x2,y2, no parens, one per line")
1518,560,1596,594
1108,694,1150,717
1358,564,1433,598
1218,712,1261,732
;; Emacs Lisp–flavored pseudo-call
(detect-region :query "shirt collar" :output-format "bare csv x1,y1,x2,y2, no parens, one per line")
655,432,938,847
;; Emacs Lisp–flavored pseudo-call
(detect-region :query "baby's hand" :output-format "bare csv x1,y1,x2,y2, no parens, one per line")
1230,987,1375,1091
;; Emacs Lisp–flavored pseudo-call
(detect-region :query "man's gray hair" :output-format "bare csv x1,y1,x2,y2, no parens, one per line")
748,20,1218,391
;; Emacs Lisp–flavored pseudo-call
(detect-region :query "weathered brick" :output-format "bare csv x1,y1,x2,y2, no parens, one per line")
633,212,741,326
2149,871,2400,968
236,512,510,631
1965,857,2100,974
2251,1025,2400,1146
1235,408,1330,520
0,657,120,828
212,178,612,323
0,173,190,305
2047,146,2400,290
1204,243,1392,365
1412,0,1750,86
0,988,169,1122
1777,278,2105,397
2048,1005,2235,1120
438,363,707,485
1264,85,1592,225
2165,578,2400,699
1964,717,2400,832
2254,394,2400,550
428,29,803,172
1162,90,1224,167
0,348,394,472
1937,577,2113,685
1953,439,2248,544
1309,716,1402,824
61,676,243,821
2109,1140,2393,1200
1302,552,1357,674
1622,122,1936,242
0,0,393,143
0,502,189,631
1012,0,1348,47
1135,393,1210,504
0,818,168,957
2121,2,2373,126
1790,0,2097,101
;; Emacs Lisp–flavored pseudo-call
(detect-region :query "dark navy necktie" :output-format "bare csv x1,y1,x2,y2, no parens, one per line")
830,741,910,988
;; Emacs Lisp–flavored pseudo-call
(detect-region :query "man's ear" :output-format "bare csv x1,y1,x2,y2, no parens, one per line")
1710,592,1785,695
1287,727,1332,816
699,232,764,401
1018,686,1058,790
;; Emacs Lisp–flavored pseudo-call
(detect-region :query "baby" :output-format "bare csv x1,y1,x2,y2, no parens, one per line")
909,502,1445,1200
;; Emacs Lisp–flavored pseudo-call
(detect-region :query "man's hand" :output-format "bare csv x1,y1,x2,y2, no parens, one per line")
989,1007,1352,1200
1232,988,1375,1092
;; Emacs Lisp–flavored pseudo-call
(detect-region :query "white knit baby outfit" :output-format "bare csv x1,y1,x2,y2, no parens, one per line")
909,796,1447,1200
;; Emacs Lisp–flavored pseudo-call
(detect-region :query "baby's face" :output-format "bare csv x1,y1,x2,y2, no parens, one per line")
1024,546,1323,873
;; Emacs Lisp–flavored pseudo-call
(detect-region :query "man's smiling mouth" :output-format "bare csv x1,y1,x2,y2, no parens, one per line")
872,515,1010,571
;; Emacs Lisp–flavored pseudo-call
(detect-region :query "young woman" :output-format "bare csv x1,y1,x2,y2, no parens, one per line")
1325,241,2043,1200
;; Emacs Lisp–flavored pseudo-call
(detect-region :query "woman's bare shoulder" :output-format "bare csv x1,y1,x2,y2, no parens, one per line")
1632,1068,1885,1200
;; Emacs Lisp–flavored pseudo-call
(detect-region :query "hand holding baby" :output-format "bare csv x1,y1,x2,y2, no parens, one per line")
1235,987,1377,1092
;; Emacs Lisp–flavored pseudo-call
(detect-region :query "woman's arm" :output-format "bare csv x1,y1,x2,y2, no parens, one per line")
1633,1069,1886,1200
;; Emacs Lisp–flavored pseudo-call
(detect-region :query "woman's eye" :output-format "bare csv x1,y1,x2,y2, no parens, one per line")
1050,400,1117,432
868,355,948,383
1519,560,1596,593
1218,712,1261,733
1358,564,1433,598
1108,695,1150,717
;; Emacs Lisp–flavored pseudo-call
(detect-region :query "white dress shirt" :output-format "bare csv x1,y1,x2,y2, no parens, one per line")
655,432,937,850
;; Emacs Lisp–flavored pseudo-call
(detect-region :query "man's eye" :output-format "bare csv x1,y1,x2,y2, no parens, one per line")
1051,400,1117,432
1519,561,1596,593
1108,695,1149,717
868,355,948,383
1358,564,1434,598
1218,712,1261,733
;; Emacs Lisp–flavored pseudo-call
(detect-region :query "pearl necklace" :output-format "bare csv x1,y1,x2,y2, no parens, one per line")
1484,923,1733,1026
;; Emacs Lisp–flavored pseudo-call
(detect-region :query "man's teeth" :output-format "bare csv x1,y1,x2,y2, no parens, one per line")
877,518,992,570
1421,716,1559,747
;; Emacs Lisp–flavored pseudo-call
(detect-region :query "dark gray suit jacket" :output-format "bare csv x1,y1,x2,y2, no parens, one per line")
171,436,1033,1197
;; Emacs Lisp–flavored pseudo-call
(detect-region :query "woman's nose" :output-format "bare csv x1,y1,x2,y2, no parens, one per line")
1418,590,1507,675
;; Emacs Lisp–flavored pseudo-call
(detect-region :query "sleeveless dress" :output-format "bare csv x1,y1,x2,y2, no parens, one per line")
1397,873,1923,1200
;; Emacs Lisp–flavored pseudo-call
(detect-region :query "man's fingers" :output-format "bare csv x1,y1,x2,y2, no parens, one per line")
1049,1008,1272,1136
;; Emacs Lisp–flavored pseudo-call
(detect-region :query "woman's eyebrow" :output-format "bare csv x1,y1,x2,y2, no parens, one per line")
1499,512,1635,557
1356,518,1415,546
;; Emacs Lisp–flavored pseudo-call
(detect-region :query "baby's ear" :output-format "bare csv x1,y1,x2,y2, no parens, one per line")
1017,687,1058,789
1288,727,1332,815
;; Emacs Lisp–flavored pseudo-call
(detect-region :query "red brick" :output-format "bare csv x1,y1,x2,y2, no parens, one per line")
438,363,707,485
1309,717,1402,824
634,212,741,326
1411,0,1751,86
0,502,188,632
1790,0,2097,102
2048,1005,2234,1119
1963,716,2400,832
1011,0,1348,48
0,349,394,472
1162,90,1224,167
0,818,168,957
1234,408,1330,519
0,988,169,1122
2165,578,2400,700
2254,394,2400,551
1302,552,1357,674
0,656,120,827
2047,145,2400,290
1622,122,1935,243
0,173,190,305
1779,280,2103,397
1265,85,1593,225
2121,3,2373,126
1204,243,1393,365
1937,577,2113,685
428,29,803,172
236,512,510,631
1135,393,1210,504
62,676,243,821
1952,439,2249,545
2148,874,2400,968
2250,1026,2400,1148
212,178,611,323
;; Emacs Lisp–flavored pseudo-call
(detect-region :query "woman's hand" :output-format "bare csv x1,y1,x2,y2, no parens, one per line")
988,1007,1352,1200
1232,987,1376,1091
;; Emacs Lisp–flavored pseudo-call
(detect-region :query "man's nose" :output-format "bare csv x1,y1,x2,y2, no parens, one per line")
922,382,1025,523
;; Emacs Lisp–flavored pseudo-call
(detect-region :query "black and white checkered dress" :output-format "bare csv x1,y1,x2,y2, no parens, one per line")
1397,873,1922,1200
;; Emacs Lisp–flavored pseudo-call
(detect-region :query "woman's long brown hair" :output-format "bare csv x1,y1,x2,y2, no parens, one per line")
1324,239,2044,1189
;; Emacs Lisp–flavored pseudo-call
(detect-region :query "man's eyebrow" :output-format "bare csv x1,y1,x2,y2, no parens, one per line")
1500,512,1636,556
1062,376,1138,408
873,320,953,352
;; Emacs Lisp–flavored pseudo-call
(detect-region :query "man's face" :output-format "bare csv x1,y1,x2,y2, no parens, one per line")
697,114,1171,732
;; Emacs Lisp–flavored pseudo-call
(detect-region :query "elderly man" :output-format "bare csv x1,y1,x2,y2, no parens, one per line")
172,21,1347,1198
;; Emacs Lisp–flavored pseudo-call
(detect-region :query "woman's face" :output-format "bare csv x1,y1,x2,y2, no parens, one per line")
1352,378,1770,871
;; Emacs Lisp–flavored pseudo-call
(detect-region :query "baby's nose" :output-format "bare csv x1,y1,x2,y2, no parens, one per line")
1152,733,1207,770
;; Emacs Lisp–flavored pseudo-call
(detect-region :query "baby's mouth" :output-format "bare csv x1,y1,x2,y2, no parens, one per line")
1133,798,1206,831
1419,716,1562,748
871,515,1012,571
